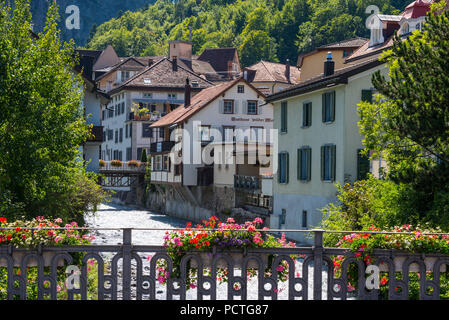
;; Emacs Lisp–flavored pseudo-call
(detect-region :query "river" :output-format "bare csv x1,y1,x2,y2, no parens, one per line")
84,202,328,300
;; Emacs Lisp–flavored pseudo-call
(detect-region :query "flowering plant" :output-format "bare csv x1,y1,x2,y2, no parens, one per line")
331,224,449,298
0,216,94,247
156,216,297,289
110,160,122,167
127,160,140,167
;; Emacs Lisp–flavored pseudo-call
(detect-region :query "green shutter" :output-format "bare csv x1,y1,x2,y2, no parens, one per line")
320,146,325,181
322,94,326,123
331,92,336,122
308,103,312,127
361,89,373,103
302,104,307,127
297,149,302,180
307,148,312,181
331,145,336,181
278,153,282,183
286,152,289,184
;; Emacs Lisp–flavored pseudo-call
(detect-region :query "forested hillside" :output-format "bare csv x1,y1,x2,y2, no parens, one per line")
86,0,411,67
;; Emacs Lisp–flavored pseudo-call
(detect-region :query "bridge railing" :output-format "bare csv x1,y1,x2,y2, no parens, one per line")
1,228,449,300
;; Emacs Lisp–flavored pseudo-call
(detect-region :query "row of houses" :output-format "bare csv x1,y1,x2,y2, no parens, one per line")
78,0,434,244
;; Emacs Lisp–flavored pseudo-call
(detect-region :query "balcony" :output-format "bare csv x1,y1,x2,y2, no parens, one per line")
234,175,260,190
86,125,103,143
128,112,165,122
150,141,175,154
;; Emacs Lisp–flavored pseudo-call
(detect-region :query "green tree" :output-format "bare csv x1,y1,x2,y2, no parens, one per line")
358,1,449,228
0,0,104,223
239,30,278,67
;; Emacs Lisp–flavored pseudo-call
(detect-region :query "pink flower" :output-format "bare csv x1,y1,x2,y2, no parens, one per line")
146,255,153,262
276,265,284,272
54,218,62,224
227,218,235,223
55,236,63,243
253,217,263,224
189,283,197,289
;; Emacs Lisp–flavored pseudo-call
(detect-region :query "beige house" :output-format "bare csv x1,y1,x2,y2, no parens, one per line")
296,38,367,82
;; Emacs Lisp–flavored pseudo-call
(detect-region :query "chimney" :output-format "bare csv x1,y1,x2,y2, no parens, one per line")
184,78,191,108
148,58,153,67
285,59,291,83
172,56,178,72
323,52,335,77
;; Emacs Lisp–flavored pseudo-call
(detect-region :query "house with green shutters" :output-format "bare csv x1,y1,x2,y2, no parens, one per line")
266,53,387,244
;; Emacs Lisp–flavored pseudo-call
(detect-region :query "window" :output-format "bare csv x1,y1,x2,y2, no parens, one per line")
143,92,152,98
223,100,234,114
280,209,286,226
159,127,165,139
168,93,176,100
357,149,370,180
108,108,113,118
361,89,373,103
125,124,128,138
137,148,142,161
115,130,118,143
143,78,151,84
163,155,170,171
103,131,106,142
102,110,106,121
302,211,308,229
154,155,162,171
297,147,312,181
126,148,132,161
191,80,199,88
250,126,264,143
280,101,288,133
322,91,335,123
321,145,336,181
247,100,258,115
199,125,210,142
122,71,130,81
278,152,289,184
115,105,118,116
119,151,123,161
343,50,353,58
150,104,156,112
121,102,125,114
302,102,312,127
237,85,244,93
108,129,113,141
223,126,235,142
142,123,152,138
119,128,123,142
129,123,132,138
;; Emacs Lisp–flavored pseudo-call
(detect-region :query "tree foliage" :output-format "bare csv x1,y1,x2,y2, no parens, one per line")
86,0,409,67
358,1,449,228
0,0,105,224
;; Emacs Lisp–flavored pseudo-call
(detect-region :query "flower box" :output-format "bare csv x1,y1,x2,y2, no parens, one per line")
0,251,66,267
188,251,270,270
378,256,447,273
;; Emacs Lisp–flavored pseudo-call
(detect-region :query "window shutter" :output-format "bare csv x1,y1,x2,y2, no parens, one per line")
329,91,335,121
234,100,239,114
286,153,289,184
219,100,224,114
357,149,370,180
297,149,302,180
320,146,325,181
242,101,247,114
278,153,282,183
322,94,326,123
331,145,336,181
361,89,373,103
302,104,307,127
307,148,312,181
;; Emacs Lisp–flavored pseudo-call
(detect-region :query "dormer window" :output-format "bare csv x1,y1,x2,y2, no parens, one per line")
401,22,410,35
191,80,199,87
143,92,152,98
143,78,151,84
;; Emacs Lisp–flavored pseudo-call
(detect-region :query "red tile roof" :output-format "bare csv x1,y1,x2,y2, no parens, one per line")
150,78,265,128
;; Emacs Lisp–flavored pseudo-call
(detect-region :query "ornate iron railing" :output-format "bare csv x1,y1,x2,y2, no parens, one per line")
1,228,449,300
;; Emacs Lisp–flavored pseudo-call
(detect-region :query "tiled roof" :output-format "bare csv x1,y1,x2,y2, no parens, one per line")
297,38,367,67
344,36,394,63
151,78,265,128
245,61,301,84
197,48,238,73
108,58,213,95
319,37,369,49
95,57,146,81
266,57,384,103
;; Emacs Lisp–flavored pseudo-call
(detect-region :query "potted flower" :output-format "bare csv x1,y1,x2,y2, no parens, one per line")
127,160,140,168
110,160,122,167
157,216,297,289
99,159,106,168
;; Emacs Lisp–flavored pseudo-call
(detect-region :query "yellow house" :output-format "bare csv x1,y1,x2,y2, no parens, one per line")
296,38,367,82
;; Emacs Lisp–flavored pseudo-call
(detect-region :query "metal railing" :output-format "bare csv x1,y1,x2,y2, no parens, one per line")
1,228,449,300
234,175,260,190
99,161,147,172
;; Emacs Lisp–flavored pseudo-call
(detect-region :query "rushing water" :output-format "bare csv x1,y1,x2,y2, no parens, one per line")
84,202,326,300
